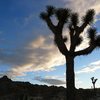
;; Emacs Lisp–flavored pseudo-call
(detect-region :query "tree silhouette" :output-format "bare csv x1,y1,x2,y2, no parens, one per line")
91,77,98,90
40,6,100,100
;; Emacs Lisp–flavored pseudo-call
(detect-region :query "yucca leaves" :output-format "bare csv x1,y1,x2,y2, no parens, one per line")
40,12,48,21
95,35,100,47
40,5,55,21
40,5,70,24
71,13,79,27
82,9,95,24
88,27,96,43
46,5,55,17
55,8,70,23
87,28,100,47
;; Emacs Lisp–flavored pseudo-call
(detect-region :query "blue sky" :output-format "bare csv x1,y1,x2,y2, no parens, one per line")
0,0,100,89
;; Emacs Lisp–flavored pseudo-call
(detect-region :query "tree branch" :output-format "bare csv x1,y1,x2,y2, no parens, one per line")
79,22,87,34
54,34,69,56
74,44,96,56
57,21,65,33
45,17,57,34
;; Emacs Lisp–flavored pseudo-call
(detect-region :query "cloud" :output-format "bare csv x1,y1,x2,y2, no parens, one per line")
0,35,65,77
5,32,90,78
63,0,100,15
34,75,83,88
75,78,83,88
0,0,100,78
76,60,100,74
34,76,66,85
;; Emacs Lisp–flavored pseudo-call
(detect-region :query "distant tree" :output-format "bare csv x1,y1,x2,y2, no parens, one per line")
40,6,100,100
91,77,98,90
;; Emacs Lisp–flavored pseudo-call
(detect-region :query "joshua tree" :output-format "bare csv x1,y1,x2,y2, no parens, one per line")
40,6,100,100
91,77,98,90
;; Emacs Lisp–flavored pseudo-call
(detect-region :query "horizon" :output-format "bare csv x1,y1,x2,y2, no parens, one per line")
0,0,100,89
0,75,99,90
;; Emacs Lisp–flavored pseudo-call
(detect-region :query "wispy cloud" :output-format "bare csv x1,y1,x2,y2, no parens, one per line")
34,76,65,85
63,0,100,15
75,77,83,88
0,35,65,77
34,75,83,88
76,60,100,74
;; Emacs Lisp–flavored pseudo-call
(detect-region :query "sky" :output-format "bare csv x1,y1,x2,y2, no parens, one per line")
0,0,100,89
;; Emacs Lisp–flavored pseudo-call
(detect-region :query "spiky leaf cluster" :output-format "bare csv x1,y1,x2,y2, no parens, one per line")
83,9,95,24
88,28,96,42
46,6,55,17
40,6,55,21
88,27,100,47
55,8,70,23
40,12,48,21
40,6,70,24
95,35,100,47
71,13,79,27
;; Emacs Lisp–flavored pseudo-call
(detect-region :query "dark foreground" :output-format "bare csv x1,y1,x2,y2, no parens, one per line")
0,76,100,100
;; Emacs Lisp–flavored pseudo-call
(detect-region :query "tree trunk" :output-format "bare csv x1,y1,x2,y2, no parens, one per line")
66,56,76,100
93,83,95,90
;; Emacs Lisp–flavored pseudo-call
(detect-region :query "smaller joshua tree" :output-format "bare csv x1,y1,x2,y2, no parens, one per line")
91,77,98,90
